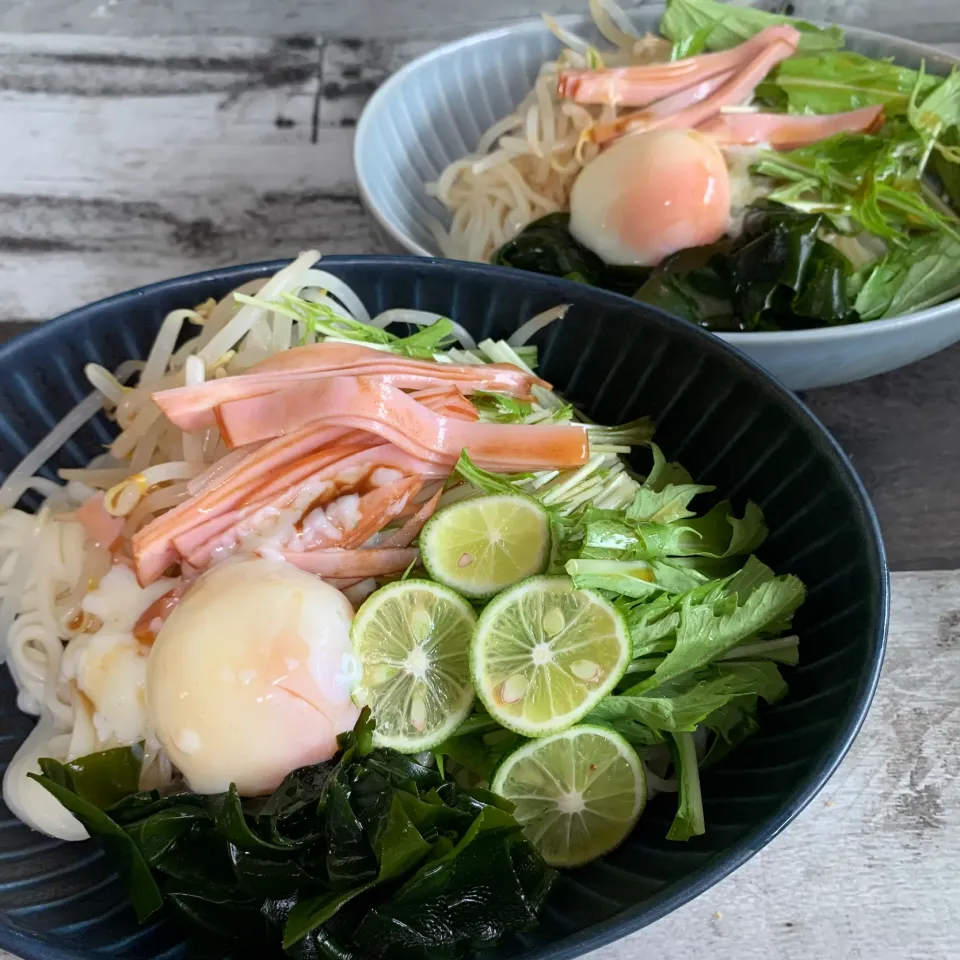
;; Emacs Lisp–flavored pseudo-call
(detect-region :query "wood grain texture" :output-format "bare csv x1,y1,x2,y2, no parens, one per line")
803,343,960,572
0,0,959,42
0,33,380,320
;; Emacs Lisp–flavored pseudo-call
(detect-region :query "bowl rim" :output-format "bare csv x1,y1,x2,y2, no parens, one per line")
0,255,890,960
353,10,960,344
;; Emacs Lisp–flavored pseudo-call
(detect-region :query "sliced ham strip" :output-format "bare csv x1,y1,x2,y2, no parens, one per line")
133,437,371,584
277,547,419,578
154,375,290,433
247,343,546,396
590,31,800,145
152,341,546,434
136,443,448,584
154,369,504,433
629,70,736,122
411,385,479,421
170,435,444,562
558,25,797,107
698,104,885,148
184,473,425,570
378,488,444,549
155,373,483,437
214,376,589,471
169,440,376,562
131,425,375,584
75,492,124,548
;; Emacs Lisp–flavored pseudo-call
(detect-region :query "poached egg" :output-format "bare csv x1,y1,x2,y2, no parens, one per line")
569,128,731,267
146,558,360,795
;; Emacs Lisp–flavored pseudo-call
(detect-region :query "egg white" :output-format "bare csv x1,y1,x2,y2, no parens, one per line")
146,558,360,796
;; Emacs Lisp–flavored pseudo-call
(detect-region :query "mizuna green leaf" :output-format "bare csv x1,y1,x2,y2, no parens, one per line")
590,661,788,735
855,233,960,319
659,0,842,55
646,575,806,688
759,52,939,115
667,732,706,840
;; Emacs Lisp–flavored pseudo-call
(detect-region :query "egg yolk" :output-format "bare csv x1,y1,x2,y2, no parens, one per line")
146,558,360,795
569,128,731,267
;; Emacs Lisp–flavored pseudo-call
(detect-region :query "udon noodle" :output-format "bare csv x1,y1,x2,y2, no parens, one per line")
427,0,673,261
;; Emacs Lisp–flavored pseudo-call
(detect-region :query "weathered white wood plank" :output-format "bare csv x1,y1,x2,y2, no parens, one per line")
318,38,438,131
0,33,326,194
0,571,952,960
0,33,387,321
0,0,614,40
0,0,958,42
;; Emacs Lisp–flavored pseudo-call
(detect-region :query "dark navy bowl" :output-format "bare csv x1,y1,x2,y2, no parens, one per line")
0,256,888,960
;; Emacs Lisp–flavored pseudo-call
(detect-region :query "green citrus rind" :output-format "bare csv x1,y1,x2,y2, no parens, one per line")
470,575,630,738
351,578,476,752
491,724,646,867
420,494,550,599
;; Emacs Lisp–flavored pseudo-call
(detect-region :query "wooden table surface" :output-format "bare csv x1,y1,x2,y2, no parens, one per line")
0,1,957,958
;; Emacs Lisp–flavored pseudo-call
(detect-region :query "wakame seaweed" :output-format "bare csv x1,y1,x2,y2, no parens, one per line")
492,213,652,296
30,711,556,960
493,205,861,331
645,203,858,331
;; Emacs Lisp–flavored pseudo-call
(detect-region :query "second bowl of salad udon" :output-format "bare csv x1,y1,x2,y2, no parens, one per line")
0,254,885,960
354,0,960,390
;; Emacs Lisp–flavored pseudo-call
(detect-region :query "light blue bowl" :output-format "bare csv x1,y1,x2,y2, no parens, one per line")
355,8,960,391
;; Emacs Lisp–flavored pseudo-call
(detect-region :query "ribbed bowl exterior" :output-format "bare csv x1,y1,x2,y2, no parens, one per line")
354,9,960,390
0,257,888,960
